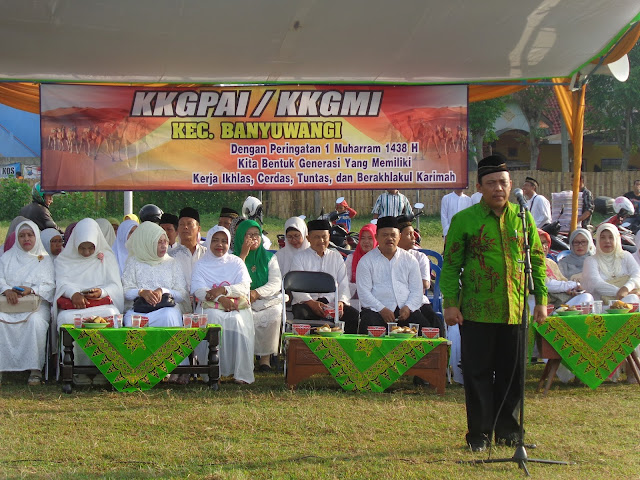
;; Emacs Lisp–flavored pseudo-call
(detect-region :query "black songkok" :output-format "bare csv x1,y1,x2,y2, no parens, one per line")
159,213,179,229
220,207,239,219
524,176,539,189
396,215,413,231
179,207,200,224
307,219,331,232
376,216,400,230
477,153,509,182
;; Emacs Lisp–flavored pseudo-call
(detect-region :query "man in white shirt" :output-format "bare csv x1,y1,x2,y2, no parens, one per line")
168,207,207,310
440,189,473,239
356,216,427,334
470,191,483,205
397,215,446,337
371,190,413,219
522,176,552,226
290,219,359,333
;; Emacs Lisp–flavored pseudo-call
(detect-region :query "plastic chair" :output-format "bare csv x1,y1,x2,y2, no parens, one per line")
420,249,443,269
428,263,443,316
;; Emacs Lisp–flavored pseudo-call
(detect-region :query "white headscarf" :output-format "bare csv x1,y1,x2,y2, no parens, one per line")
594,223,625,280
40,228,63,257
113,219,139,274
275,216,310,276
96,218,117,247
53,218,124,314
0,220,55,302
190,226,251,294
125,221,168,266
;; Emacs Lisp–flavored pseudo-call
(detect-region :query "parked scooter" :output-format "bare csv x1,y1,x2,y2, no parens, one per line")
541,207,570,257
599,196,637,253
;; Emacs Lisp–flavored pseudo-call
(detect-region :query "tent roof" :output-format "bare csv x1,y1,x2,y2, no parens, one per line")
1,1,639,84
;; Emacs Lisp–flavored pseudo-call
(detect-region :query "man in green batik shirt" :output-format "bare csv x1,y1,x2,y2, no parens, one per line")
441,153,548,452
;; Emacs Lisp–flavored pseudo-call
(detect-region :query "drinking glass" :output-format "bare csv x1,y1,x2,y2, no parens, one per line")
592,301,603,314
409,323,419,337
387,322,398,336
182,314,193,328
334,320,345,332
73,313,83,328
113,314,123,328
198,314,208,328
132,314,141,328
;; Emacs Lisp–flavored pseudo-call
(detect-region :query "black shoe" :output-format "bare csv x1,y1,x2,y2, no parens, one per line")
495,433,521,447
468,439,488,452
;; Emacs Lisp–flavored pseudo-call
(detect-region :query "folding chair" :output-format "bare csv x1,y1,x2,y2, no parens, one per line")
280,271,339,334
427,263,443,316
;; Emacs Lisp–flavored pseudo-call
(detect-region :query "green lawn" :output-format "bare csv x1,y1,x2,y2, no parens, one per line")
1,214,637,479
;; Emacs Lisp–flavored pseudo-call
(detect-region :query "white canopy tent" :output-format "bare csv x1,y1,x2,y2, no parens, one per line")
1,0,639,226
0,0,638,84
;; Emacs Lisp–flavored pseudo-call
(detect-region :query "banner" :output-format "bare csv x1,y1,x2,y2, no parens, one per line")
41,84,468,191
0,162,20,178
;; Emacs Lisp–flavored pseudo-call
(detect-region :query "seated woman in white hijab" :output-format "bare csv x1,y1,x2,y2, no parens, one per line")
122,222,187,328
113,219,139,275
53,218,124,385
275,216,310,277
558,228,596,283
538,229,593,308
95,218,117,247
192,226,255,385
582,224,640,305
41,228,64,258
0,215,29,259
0,220,55,386
233,219,282,372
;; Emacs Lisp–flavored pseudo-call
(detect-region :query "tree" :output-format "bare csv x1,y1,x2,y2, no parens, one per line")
512,86,553,170
468,98,507,170
585,41,640,171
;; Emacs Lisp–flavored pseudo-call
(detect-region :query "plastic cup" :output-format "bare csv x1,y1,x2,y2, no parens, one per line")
593,301,603,314
131,315,141,328
73,314,83,328
387,322,398,336
409,323,420,336
182,314,193,328
334,320,345,332
581,302,592,315
198,314,208,328
546,304,555,316
114,314,123,328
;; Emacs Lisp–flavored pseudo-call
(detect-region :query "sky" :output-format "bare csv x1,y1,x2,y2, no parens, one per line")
0,103,40,157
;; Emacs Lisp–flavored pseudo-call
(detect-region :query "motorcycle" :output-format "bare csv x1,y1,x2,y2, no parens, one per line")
541,207,570,258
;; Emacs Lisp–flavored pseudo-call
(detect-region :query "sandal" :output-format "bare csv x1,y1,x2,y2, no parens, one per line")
27,372,42,386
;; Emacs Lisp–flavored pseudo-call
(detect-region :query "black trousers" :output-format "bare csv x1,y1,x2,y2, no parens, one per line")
460,320,522,445
291,299,359,334
358,307,428,334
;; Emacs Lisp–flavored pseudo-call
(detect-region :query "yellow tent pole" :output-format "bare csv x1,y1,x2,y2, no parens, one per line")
570,84,586,232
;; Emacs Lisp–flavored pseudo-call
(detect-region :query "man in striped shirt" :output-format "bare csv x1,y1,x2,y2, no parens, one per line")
371,190,413,219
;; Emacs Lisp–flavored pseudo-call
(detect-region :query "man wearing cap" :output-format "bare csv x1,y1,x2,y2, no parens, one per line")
440,189,473,240
160,213,180,249
441,153,547,452
371,189,413,219
334,197,357,232
290,219,359,334
396,215,446,337
218,207,239,231
356,216,427,334
522,176,552,227
169,207,207,306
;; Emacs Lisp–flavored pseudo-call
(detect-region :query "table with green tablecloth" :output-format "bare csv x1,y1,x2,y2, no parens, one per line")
533,313,640,391
284,334,450,393
60,325,221,393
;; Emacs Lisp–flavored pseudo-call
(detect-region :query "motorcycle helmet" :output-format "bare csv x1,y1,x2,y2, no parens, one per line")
613,196,634,217
31,182,64,206
242,196,263,220
138,204,164,224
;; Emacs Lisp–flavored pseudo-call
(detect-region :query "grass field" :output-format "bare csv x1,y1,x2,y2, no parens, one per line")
1,213,637,479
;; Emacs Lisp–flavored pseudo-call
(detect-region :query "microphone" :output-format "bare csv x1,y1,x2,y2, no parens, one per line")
513,188,528,210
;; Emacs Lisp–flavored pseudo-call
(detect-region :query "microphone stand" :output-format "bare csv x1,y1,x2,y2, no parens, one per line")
461,199,574,476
